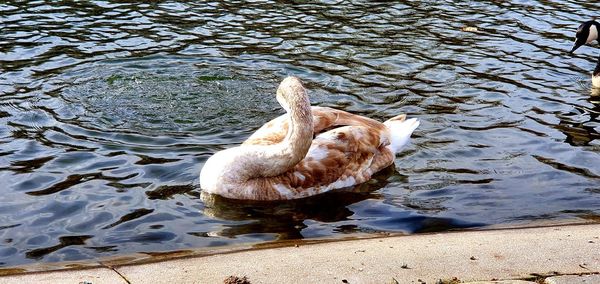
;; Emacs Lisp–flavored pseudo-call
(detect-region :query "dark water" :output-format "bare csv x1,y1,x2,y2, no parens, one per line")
1,1,600,267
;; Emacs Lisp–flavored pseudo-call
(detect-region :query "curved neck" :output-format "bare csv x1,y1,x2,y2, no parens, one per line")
265,94,314,176
233,80,314,181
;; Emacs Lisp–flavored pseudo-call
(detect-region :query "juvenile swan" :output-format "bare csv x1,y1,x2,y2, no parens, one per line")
200,76,419,200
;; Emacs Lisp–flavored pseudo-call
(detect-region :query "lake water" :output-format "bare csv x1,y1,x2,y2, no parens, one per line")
1,0,599,267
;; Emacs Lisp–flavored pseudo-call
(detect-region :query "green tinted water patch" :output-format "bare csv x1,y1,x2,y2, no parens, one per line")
107,73,191,85
106,74,123,85
63,70,281,137
197,75,232,82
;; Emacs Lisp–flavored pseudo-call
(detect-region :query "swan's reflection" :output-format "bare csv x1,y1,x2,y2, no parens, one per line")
200,166,395,240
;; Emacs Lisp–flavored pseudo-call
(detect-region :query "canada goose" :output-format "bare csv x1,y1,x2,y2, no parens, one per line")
570,20,600,88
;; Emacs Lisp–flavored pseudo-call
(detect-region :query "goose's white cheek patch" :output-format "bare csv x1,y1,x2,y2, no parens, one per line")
588,25,598,44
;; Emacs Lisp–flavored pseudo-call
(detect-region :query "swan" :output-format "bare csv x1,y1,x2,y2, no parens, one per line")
570,20,600,88
200,76,420,200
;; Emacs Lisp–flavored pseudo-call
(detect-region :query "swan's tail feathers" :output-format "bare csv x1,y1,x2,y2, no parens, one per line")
384,116,420,153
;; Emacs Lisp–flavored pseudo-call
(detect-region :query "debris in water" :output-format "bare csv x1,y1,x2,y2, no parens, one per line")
461,26,479,32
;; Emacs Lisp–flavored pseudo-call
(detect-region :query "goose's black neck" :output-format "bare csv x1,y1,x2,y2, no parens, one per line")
595,55,600,77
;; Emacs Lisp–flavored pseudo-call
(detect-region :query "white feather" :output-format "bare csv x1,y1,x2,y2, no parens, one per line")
307,145,329,161
384,118,420,153
588,24,598,44
593,74,600,88
273,183,293,198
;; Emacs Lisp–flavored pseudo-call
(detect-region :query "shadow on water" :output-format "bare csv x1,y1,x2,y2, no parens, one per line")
200,167,395,240
551,87,600,146
201,192,368,240
25,236,92,260
200,166,484,240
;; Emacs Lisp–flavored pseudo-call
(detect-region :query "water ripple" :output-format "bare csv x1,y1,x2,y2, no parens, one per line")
0,0,599,267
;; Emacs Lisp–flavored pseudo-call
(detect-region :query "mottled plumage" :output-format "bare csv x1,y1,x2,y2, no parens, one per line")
243,106,386,146
200,76,419,200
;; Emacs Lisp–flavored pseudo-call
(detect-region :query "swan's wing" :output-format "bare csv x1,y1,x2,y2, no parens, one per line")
250,125,395,199
243,106,388,146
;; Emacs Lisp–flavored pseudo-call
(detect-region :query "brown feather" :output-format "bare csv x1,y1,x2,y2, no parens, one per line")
243,106,387,147
201,77,417,201
238,124,395,200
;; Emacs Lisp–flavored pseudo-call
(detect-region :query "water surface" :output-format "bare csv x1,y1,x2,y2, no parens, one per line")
1,0,600,267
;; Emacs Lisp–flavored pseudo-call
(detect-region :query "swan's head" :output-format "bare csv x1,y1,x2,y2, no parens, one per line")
276,76,309,112
570,20,599,53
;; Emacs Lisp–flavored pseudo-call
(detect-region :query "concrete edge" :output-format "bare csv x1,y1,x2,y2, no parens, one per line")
110,222,600,283
1,220,599,284
0,218,595,276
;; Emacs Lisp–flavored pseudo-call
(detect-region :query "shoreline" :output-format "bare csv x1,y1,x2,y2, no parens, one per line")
1,220,599,283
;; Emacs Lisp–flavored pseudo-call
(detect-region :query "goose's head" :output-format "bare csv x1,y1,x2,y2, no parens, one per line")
570,20,599,53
